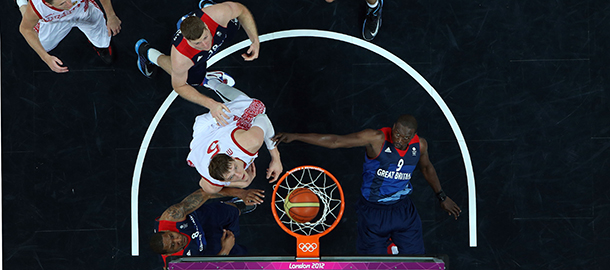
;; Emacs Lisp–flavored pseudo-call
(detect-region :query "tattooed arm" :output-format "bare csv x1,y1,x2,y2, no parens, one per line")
159,189,223,221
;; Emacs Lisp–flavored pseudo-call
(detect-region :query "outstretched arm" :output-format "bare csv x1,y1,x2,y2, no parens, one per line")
417,138,461,219
199,180,265,205
159,189,222,222
218,187,265,205
98,0,121,36
205,2,260,60
273,129,386,158
19,4,68,73
232,2,259,60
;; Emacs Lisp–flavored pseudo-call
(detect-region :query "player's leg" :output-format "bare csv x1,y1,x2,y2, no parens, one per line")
389,197,425,255
362,0,383,41
37,21,74,52
135,39,169,78
139,7,202,78
203,71,248,102
77,5,113,64
355,198,393,254
157,55,172,74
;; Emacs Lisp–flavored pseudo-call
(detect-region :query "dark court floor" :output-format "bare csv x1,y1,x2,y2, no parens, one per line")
2,0,610,269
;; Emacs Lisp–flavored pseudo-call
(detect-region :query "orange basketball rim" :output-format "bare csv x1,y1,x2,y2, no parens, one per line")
271,165,345,261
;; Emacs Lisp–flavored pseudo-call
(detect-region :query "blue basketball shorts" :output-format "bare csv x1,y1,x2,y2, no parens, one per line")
355,196,425,255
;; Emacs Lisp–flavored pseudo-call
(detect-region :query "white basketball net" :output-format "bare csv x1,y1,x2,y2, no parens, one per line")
273,166,343,236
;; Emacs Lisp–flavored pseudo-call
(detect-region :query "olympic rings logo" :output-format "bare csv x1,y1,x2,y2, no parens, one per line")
299,243,318,252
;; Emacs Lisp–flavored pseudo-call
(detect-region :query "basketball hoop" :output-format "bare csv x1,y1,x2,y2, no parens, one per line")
271,166,345,261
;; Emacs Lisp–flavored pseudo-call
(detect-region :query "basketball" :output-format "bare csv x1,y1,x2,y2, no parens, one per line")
284,188,320,223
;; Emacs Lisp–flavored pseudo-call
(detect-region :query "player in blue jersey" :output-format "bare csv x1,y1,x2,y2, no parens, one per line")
135,0,260,126
149,188,261,269
273,114,461,255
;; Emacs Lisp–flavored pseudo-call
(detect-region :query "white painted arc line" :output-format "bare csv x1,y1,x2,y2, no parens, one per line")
131,29,477,256
130,91,178,256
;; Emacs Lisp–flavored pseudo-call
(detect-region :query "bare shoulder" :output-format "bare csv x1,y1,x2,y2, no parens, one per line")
419,136,428,153
202,1,241,26
20,3,39,26
170,46,191,69
159,203,185,222
235,127,264,152
199,178,223,194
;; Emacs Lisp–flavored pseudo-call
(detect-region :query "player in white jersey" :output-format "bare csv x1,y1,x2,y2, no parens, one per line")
187,71,283,202
18,0,121,73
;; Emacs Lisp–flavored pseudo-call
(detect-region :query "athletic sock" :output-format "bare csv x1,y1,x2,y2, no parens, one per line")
366,0,378,9
205,77,222,90
147,48,164,66
214,84,249,103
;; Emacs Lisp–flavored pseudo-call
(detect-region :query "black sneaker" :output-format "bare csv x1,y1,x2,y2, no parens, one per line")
362,0,383,41
93,44,114,64
135,39,157,78
222,197,257,215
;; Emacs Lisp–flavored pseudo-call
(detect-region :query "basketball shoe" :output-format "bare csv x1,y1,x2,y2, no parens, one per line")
203,71,236,89
135,39,157,78
93,43,114,64
223,197,257,215
362,0,383,41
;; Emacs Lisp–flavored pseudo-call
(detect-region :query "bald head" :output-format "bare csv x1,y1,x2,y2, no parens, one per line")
395,114,417,131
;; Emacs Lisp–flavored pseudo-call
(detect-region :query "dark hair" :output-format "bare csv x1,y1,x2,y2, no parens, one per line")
396,114,418,130
150,232,168,254
180,16,207,40
43,0,55,4
209,154,233,180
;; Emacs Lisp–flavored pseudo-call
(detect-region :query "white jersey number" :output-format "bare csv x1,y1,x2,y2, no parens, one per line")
396,159,404,171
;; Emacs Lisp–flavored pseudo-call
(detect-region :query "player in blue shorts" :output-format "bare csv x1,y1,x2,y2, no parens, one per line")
273,114,461,254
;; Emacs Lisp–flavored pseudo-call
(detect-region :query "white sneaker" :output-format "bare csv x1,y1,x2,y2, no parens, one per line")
203,71,236,89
